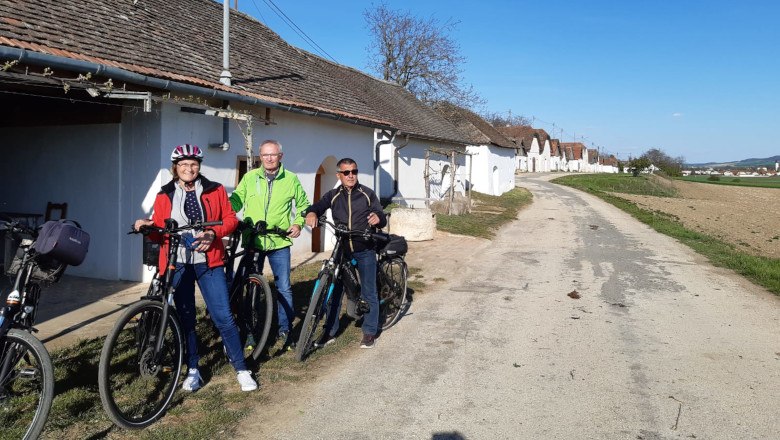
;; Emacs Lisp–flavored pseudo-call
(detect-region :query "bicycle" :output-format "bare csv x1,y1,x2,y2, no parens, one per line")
0,215,89,440
222,220,290,361
295,217,408,361
97,218,221,429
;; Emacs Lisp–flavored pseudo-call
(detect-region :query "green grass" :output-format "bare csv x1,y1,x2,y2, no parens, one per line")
436,188,533,238
680,174,780,188
553,174,780,295
554,173,678,197
31,257,423,439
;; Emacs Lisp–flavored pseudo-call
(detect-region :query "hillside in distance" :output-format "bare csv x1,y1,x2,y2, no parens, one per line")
687,155,780,168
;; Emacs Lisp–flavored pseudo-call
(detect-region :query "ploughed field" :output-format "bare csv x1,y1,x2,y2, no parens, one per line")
616,179,780,258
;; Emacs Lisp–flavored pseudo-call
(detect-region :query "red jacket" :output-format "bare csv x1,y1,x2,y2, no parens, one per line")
149,176,238,276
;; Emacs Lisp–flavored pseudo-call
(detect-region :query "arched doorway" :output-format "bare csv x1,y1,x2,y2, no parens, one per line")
312,156,339,252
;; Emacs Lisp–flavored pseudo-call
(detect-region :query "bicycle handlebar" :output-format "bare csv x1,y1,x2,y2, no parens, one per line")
0,216,38,237
316,216,389,243
235,219,291,237
128,219,223,235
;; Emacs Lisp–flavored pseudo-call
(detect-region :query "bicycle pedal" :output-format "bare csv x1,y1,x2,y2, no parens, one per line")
162,366,173,373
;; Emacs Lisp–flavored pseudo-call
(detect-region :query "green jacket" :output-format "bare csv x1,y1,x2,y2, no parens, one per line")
230,164,310,251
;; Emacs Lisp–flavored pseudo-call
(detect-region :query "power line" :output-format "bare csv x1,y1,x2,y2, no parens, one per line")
249,0,336,62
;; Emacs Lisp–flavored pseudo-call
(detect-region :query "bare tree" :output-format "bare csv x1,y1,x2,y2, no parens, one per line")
481,110,532,128
643,148,685,176
364,4,482,107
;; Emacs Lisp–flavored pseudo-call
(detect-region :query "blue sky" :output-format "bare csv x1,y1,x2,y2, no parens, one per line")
235,0,780,163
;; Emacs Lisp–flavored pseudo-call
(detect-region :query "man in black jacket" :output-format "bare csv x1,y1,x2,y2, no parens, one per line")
304,158,387,348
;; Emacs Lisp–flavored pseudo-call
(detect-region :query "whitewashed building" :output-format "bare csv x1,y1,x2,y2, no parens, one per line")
561,142,589,172
431,103,518,196
498,126,553,173
0,0,470,281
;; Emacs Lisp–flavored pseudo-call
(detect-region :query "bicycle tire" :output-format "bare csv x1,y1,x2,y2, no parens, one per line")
294,271,333,362
98,300,184,429
242,275,274,361
0,329,54,440
379,258,409,331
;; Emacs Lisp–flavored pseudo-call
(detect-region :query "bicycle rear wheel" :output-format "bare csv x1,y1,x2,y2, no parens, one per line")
379,258,409,331
0,329,54,440
98,300,183,429
295,271,333,362
239,275,274,361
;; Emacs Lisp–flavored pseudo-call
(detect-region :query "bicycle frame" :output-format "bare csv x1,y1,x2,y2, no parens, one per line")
132,220,221,367
314,218,389,311
224,220,289,288
0,221,45,335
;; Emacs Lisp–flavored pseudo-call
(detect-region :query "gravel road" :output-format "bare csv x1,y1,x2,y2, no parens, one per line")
237,174,779,440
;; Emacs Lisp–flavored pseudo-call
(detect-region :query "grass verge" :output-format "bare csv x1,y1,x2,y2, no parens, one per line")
553,174,780,295
436,187,533,238
34,258,422,439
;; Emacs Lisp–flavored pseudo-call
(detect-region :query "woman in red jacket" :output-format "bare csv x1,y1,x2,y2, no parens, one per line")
134,144,257,392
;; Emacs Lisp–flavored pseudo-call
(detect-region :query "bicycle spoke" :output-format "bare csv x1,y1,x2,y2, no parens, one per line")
0,330,54,440
99,302,183,429
379,258,408,330
295,272,333,361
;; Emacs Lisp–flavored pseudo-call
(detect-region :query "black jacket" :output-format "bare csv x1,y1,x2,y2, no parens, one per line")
306,183,387,252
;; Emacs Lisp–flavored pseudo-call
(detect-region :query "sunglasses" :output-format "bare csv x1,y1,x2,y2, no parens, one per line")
338,169,359,176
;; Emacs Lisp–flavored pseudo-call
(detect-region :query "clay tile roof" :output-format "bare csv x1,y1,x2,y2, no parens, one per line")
0,0,469,144
550,139,561,156
561,142,586,160
497,125,551,149
432,102,516,149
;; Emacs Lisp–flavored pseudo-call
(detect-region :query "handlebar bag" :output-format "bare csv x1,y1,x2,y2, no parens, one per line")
33,220,91,266
378,234,408,256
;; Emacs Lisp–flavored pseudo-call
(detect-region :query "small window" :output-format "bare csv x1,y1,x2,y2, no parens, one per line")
236,155,260,186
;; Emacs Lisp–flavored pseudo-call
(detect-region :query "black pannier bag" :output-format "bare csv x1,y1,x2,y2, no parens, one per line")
33,220,90,266
378,234,408,257
142,235,160,267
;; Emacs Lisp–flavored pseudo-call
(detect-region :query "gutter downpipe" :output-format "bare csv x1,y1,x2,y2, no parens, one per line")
390,133,411,200
374,129,397,199
0,47,392,131
219,1,232,153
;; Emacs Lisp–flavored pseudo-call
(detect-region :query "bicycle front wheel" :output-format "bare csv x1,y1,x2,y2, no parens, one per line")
295,271,333,362
0,329,54,440
241,275,274,361
379,258,409,331
98,300,184,429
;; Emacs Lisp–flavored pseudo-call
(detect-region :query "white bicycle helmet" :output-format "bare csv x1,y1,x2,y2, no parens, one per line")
170,144,204,163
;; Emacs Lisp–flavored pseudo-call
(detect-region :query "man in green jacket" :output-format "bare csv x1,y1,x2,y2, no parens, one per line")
230,139,310,349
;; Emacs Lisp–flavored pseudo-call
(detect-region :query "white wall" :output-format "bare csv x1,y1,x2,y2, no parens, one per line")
154,103,375,274
381,138,466,208
1,101,379,282
465,145,516,196
1,124,123,280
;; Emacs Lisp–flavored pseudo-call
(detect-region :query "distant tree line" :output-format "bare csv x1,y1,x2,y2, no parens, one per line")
628,148,685,177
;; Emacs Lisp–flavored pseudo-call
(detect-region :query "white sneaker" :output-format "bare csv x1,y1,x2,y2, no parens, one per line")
182,368,203,392
236,370,258,392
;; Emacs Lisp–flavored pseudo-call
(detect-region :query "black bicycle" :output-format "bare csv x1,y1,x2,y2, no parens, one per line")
223,220,290,360
98,219,221,429
295,217,408,361
0,217,75,440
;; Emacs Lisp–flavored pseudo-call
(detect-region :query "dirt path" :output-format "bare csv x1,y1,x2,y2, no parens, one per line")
236,175,780,439
617,179,780,258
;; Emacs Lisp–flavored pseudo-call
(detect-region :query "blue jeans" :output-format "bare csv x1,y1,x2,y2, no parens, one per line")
258,246,294,336
323,249,379,337
172,263,247,372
